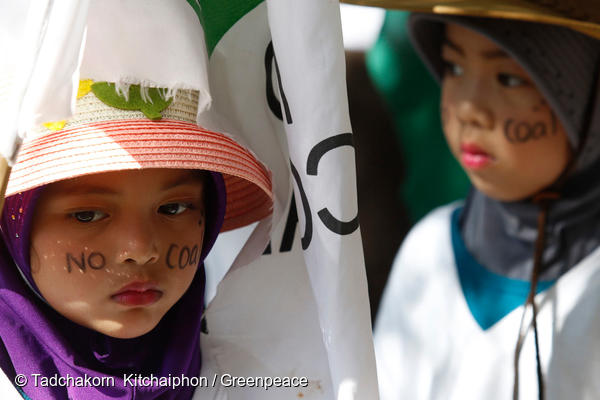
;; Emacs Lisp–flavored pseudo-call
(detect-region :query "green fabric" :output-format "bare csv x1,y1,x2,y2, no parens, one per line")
366,11,469,222
91,82,172,120
186,0,263,56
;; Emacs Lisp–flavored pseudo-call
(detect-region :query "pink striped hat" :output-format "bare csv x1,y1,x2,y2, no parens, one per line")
6,80,273,231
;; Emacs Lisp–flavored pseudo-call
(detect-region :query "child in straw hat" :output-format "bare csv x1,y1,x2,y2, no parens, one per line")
0,81,272,399
372,2,600,399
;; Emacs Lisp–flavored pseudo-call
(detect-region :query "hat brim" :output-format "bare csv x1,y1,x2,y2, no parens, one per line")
7,119,273,232
342,0,600,39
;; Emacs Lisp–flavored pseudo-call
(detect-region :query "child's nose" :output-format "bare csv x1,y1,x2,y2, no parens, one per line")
457,100,494,129
116,219,160,266
456,81,494,129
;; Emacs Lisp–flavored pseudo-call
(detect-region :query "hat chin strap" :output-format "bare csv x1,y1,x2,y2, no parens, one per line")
513,190,557,400
512,150,575,400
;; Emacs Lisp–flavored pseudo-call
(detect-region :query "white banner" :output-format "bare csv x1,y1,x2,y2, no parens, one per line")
200,1,379,399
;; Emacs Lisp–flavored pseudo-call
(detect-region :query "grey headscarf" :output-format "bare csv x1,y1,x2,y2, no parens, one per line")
408,14,600,280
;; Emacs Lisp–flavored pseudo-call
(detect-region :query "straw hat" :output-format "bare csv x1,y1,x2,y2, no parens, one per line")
6,80,273,232
342,0,600,39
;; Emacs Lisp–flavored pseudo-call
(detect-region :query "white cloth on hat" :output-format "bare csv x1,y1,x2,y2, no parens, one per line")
1,0,211,155
82,0,210,96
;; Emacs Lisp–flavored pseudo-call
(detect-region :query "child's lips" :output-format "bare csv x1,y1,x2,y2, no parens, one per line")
460,143,493,169
111,281,163,306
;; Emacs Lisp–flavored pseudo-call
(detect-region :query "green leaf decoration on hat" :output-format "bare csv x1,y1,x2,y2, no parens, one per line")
91,82,172,120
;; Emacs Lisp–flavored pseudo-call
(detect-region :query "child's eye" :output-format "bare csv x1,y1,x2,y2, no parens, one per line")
158,203,192,216
72,211,107,223
442,60,464,77
498,73,527,88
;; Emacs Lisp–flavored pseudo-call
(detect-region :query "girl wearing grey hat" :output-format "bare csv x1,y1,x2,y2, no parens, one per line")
374,12,600,400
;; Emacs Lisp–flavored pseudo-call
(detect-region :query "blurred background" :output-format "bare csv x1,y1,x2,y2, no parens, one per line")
340,4,470,321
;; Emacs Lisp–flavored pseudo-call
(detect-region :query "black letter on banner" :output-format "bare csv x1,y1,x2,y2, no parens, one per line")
290,161,312,250
263,242,272,255
265,42,293,124
264,196,300,254
306,133,359,235
279,197,299,252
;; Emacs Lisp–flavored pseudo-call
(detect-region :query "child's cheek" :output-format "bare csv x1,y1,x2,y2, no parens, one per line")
501,106,558,145
440,106,462,159
441,106,450,130
30,247,106,302
33,245,109,274
440,85,462,158
30,246,73,276
498,91,560,145
65,250,107,273
165,243,201,270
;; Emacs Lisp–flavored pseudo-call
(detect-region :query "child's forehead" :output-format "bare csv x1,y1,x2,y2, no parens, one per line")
443,23,513,62
43,168,205,196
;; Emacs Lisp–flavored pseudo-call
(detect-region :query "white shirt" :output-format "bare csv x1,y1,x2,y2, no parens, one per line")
375,203,600,400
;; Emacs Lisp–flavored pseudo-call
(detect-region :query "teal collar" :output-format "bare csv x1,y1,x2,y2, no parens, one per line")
451,207,555,330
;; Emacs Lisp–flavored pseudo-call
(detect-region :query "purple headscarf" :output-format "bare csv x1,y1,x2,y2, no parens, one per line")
0,171,226,399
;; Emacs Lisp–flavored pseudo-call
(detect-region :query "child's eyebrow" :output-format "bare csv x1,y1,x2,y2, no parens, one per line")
442,38,464,55
480,48,510,60
443,37,510,60
161,174,204,191
62,185,119,196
